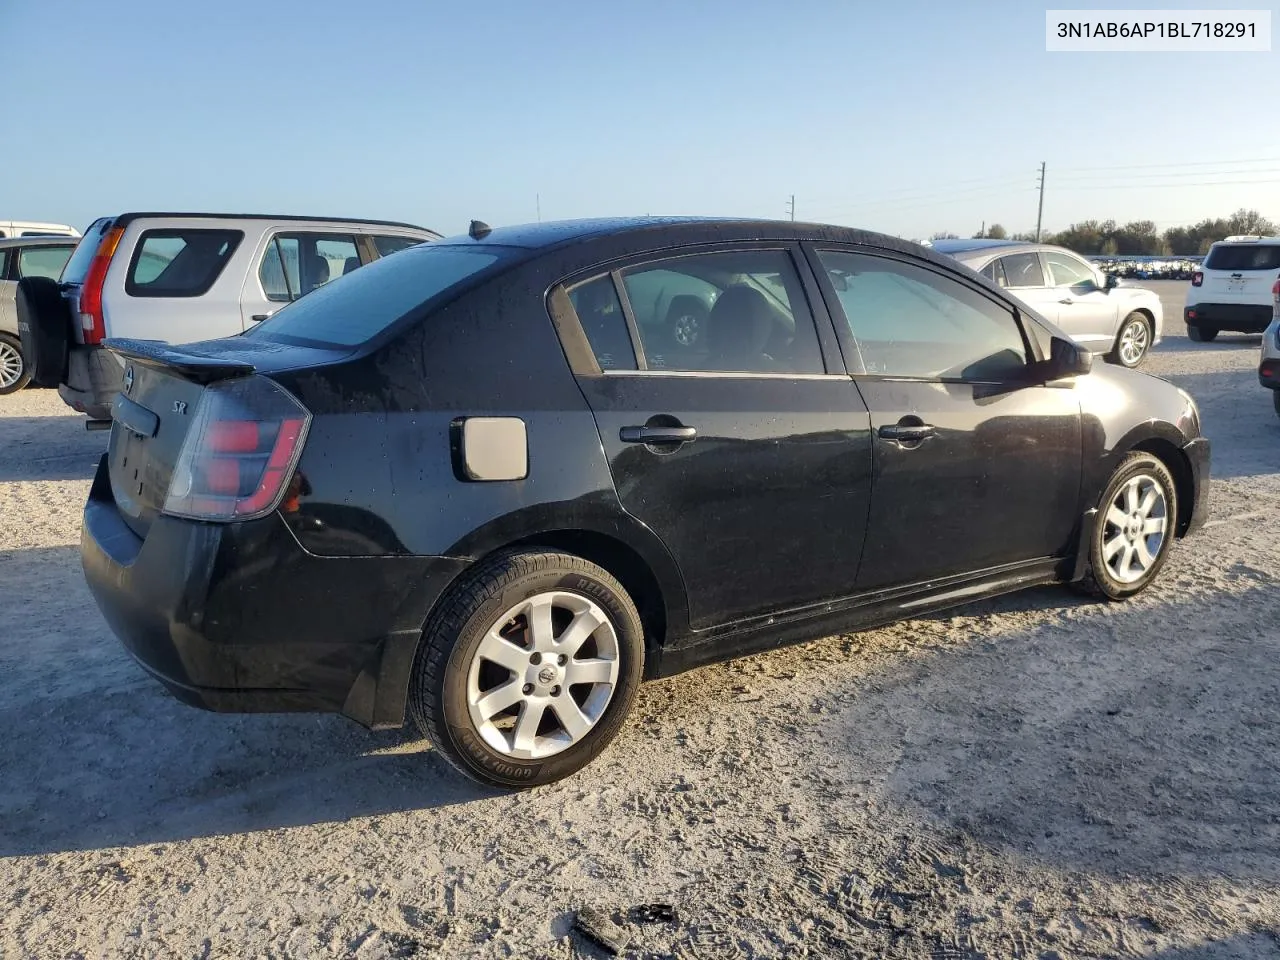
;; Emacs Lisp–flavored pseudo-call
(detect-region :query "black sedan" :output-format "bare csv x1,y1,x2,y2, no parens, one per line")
81,217,1210,788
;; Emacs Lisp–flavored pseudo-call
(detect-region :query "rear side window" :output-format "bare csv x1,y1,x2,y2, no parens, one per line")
566,275,637,371
125,229,243,297
998,253,1044,287
1204,244,1280,271
60,218,113,285
373,235,422,257
618,250,825,374
17,245,74,280
247,243,507,347
259,233,360,302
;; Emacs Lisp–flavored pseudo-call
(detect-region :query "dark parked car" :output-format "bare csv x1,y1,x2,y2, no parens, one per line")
81,217,1210,788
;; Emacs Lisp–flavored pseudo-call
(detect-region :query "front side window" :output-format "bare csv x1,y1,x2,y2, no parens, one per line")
1043,251,1097,288
125,229,243,297
618,250,824,374
817,250,1029,381
16,245,74,280
998,253,1045,288
258,233,359,302
566,275,637,371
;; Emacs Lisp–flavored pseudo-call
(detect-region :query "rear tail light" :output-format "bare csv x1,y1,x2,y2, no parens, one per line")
164,376,311,521
80,225,125,344
1191,271,1203,287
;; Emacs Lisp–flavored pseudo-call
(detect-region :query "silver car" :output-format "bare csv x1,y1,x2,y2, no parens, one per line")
0,236,79,393
1259,294,1280,418
930,239,1164,368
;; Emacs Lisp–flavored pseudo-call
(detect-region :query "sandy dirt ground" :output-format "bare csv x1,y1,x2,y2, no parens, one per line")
2,281,1279,959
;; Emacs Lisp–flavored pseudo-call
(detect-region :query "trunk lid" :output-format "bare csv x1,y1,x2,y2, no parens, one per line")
103,336,347,538
1202,244,1280,303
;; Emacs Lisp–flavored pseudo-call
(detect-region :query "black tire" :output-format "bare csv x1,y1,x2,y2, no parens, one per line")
1273,389,1280,419
0,332,32,395
664,296,708,350
16,276,72,388
1074,452,1178,601
408,550,645,789
1108,311,1152,368
1186,324,1217,343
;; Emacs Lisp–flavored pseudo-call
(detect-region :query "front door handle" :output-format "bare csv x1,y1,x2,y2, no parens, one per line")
877,423,935,442
1058,298,1075,305
250,313,273,322
620,425,697,444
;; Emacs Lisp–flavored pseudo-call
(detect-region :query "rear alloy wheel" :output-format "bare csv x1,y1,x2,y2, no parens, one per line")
409,550,644,789
1076,452,1178,600
0,333,31,395
1110,312,1151,368
1187,324,1217,343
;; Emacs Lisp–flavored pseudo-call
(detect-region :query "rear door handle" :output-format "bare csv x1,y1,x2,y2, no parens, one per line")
620,425,697,444
1058,298,1075,304
877,423,935,442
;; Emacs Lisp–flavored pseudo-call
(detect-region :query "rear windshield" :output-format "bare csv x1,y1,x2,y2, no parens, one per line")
246,243,509,347
126,228,243,297
1204,244,1280,271
60,217,113,284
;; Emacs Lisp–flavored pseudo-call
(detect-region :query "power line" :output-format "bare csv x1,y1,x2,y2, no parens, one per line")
1056,167,1280,183
1056,154,1280,173
1053,177,1280,191
1035,162,1046,242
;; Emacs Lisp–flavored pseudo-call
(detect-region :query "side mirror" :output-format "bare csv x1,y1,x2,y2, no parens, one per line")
1045,335,1092,379
1102,272,1119,290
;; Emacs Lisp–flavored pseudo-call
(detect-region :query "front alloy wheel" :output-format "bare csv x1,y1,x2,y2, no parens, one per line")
0,334,31,395
1111,313,1151,368
1077,452,1178,600
410,550,644,789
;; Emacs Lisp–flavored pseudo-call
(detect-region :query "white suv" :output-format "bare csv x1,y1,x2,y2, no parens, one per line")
16,212,440,419
1184,235,1280,341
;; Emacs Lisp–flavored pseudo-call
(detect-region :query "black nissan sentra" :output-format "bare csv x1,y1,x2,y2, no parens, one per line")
81,217,1210,788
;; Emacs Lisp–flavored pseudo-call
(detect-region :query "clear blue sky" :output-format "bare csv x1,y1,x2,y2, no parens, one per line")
7,0,1277,240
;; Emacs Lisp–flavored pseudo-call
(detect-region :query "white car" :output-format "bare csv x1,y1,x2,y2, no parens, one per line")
1185,235,1280,342
16,212,440,419
0,220,80,239
930,239,1163,368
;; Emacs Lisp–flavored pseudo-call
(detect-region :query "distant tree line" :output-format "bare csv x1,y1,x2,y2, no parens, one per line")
933,208,1277,256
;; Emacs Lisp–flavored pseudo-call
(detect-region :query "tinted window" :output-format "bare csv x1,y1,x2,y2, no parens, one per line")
125,229,243,297
567,275,637,371
17,245,74,280
981,259,1006,286
1043,251,1096,287
0,251,8,278
374,235,422,257
247,243,506,347
999,253,1045,287
259,233,360,302
1204,244,1280,271
818,250,1028,380
60,218,113,285
619,250,824,374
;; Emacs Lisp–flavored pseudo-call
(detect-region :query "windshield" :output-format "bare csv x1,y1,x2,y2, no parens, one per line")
246,243,510,347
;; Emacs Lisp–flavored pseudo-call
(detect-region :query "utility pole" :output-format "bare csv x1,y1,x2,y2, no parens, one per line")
1035,162,1046,242
786,194,795,221
980,219,985,239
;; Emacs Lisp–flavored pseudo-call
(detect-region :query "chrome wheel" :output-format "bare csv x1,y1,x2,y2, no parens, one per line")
1102,474,1168,584
672,312,701,347
466,591,620,760
1117,316,1150,366
0,339,23,390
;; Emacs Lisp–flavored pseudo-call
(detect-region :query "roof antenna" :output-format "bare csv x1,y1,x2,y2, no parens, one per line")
469,220,491,240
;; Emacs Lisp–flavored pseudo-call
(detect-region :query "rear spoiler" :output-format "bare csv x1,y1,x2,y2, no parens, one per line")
103,338,256,384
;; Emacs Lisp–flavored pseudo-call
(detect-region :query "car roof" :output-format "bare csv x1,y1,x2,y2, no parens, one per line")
99,212,441,236
432,216,932,259
0,236,80,250
928,238,1049,261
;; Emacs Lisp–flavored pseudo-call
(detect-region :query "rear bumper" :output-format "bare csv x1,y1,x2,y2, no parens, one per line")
1184,303,1271,333
80,455,469,727
1182,437,1211,537
59,345,121,420
1260,359,1280,390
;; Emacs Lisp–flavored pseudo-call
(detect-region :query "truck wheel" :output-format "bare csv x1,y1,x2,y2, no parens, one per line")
1186,324,1217,343
16,276,72,387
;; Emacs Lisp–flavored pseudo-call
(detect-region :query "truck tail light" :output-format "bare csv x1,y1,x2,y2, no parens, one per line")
79,225,125,344
164,377,311,521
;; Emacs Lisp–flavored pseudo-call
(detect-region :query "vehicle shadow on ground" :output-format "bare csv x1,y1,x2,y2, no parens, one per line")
1145,934,1280,959
0,416,105,482
826,582,1280,884
0,551,493,858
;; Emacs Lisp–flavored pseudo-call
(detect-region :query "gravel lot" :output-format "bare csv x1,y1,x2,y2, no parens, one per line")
2,281,1279,959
